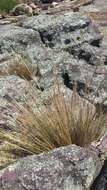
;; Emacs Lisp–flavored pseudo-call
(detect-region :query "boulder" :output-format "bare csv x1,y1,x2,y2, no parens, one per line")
0,12,107,104
21,13,107,105
0,145,102,190
10,3,33,16
22,13,101,49
0,24,42,53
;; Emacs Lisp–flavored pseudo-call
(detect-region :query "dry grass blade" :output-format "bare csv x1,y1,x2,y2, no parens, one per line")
0,83,107,167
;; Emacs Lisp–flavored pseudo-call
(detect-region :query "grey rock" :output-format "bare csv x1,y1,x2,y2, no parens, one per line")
0,75,32,101
90,134,107,190
0,145,102,190
22,12,101,49
0,24,42,54
0,12,107,104
0,75,43,107
21,13,107,104
0,8,107,190
69,43,107,66
90,160,107,190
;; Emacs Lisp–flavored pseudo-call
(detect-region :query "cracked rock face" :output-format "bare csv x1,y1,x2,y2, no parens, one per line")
0,145,102,190
0,12,107,104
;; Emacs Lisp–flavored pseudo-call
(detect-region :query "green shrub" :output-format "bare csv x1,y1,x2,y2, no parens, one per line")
0,0,18,13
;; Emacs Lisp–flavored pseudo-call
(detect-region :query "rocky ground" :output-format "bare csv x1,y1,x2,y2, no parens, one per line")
0,0,107,189
81,0,107,44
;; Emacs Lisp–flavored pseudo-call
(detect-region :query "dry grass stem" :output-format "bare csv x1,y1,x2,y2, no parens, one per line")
0,83,106,166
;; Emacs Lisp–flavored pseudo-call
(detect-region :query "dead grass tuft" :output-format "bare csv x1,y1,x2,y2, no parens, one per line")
0,83,107,167
0,54,41,82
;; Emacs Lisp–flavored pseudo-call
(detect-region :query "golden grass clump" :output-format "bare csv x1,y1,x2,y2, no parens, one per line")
0,54,41,81
0,82,107,165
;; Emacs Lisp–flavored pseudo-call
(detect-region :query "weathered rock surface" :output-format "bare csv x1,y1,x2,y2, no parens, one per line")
0,3,107,189
0,75,35,102
0,12,107,100
22,13,101,49
0,145,102,190
0,24,41,53
90,159,107,190
90,134,107,190
10,3,33,16
80,0,107,45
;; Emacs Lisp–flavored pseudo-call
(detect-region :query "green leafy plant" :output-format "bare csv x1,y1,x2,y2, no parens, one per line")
0,0,18,13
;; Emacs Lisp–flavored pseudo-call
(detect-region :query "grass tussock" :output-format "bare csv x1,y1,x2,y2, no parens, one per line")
0,83,107,163
8,54,41,81
0,54,41,81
